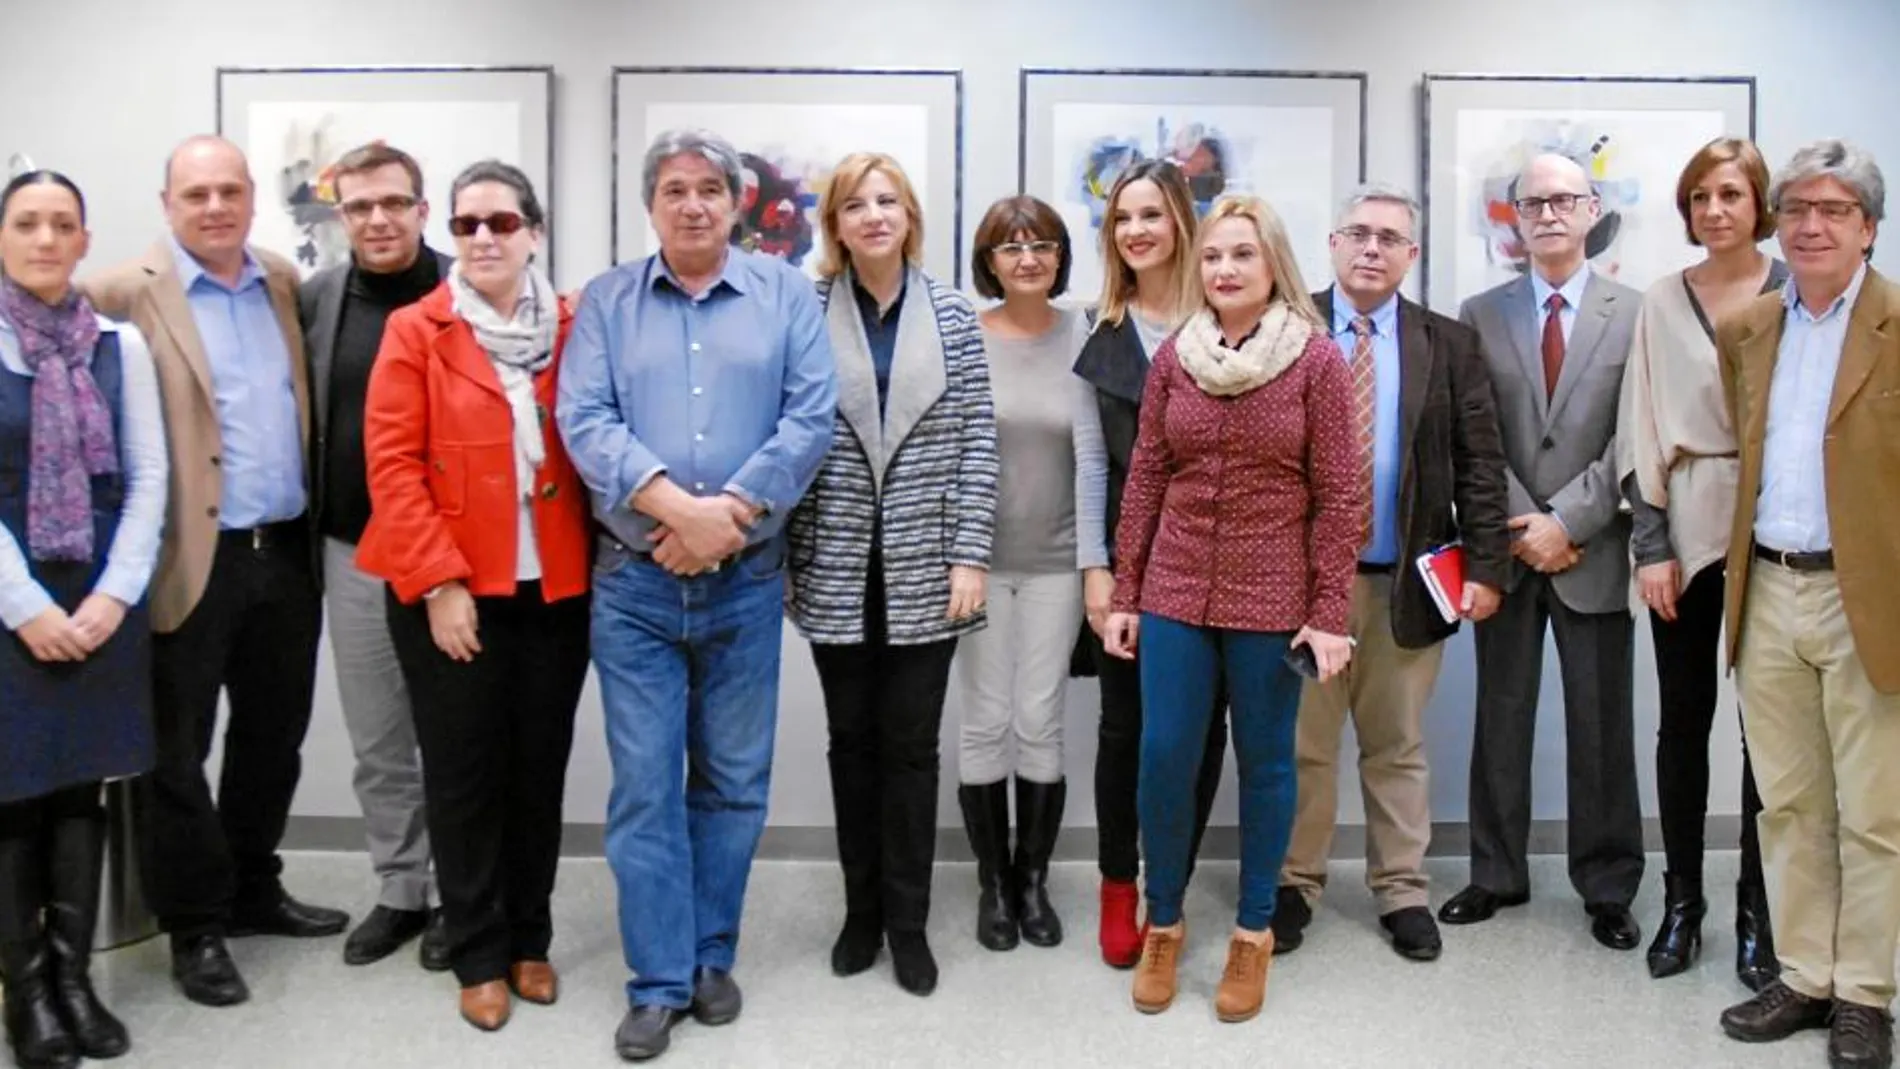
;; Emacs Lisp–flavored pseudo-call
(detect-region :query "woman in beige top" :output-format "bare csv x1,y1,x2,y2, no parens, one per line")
1615,137,1786,992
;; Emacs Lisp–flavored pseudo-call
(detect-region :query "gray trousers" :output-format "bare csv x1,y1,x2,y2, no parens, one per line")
954,570,1083,785
324,537,433,910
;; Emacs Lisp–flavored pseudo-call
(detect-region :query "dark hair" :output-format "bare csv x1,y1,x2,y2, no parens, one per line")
1,170,86,224
448,159,545,228
970,195,1071,300
1676,137,1774,245
331,142,425,200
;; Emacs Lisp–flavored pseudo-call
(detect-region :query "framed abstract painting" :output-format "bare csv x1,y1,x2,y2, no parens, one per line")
1419,73,1757,311
216,65,556,281
611,66,965,285
1018,67,1366,305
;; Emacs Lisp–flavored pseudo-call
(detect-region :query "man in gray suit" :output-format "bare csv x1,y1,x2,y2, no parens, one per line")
299,142,453,969
1438,153,1645,951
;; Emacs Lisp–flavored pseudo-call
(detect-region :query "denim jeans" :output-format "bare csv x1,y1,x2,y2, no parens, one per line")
594,540,787,1010
1138,613,1301,931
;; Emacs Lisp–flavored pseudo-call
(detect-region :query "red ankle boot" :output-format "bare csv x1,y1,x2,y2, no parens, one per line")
1100,878,1143,968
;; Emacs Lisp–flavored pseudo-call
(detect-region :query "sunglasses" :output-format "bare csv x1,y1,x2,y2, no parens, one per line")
447,211,528,238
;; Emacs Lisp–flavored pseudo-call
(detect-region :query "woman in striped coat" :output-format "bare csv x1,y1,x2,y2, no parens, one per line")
786,151,998,999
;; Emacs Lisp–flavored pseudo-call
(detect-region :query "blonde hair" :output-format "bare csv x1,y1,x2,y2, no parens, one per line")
817,152,925,279
1197,195,1323,329
1094,160,1201,330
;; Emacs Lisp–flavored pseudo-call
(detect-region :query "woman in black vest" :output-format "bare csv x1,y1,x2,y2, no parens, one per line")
0,170,167,1069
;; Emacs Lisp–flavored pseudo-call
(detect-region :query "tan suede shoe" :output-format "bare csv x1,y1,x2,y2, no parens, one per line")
459,980,511,1031
1131,923,1184,1014
509,961,559,1005
1214,931,1274,1023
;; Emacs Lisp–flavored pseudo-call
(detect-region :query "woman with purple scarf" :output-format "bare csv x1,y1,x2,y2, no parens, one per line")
0,170,166,1069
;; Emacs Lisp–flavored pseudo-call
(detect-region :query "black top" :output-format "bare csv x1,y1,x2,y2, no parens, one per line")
852,279,904,416
322,245,442,544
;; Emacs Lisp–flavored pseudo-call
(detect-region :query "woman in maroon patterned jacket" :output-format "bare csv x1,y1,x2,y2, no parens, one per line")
1102,195,1365,1025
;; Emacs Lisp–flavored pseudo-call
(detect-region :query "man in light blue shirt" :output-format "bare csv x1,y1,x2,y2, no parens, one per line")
557,128,835,1062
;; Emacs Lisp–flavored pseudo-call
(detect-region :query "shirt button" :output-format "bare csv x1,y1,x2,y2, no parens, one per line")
692,387,703,396
695,482,707,491
694,433,705,442
690,342,702,353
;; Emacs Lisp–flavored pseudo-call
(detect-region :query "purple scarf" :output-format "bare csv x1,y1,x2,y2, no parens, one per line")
2,275,114,562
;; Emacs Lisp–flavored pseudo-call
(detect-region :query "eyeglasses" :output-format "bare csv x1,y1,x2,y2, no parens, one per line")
1335,226,1414,250
337,194,418,221
1779,198,1862,223
1512,193,1593,219
447,211,526,238
992,240,1061,258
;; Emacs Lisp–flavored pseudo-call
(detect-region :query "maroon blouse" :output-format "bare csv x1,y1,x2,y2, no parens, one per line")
1110,329,1366,636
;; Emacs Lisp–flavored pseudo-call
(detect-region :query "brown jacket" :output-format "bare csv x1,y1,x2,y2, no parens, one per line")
1719,266,1900,693
81,239,309,633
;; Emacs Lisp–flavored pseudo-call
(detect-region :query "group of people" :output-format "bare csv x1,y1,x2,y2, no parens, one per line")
0,119,1892,1069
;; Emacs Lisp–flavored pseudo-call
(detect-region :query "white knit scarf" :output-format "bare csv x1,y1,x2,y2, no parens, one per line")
450,267,557,499
1172,302,1312,396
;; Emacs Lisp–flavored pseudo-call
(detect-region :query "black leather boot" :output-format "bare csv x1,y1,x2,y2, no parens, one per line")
955,782,1017,951
1012,778,1066,949
45,801,130,1059
1735,879,1779,992
0,825,79,1069
1646,872,1707,979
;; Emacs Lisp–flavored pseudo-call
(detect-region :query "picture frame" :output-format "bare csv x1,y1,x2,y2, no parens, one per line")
611,66,965,285
1018,67,1367,304
216,64,557,281
1419,73,1758,311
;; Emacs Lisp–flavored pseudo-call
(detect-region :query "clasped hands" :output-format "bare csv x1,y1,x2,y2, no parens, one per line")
16,594,128,663
649,493,759,577
1509,512,1582,575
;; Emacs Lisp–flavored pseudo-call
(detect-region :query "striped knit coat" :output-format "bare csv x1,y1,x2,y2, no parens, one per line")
786,267,999,646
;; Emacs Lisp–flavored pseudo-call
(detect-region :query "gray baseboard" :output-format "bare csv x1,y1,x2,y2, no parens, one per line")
284,815,1741,862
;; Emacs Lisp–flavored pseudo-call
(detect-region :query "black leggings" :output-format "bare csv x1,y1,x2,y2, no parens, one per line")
1092,639,1226,883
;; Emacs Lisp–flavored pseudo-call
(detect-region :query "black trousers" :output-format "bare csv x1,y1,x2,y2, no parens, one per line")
1093,638,1226,884
142,526,321,936
810,552,957,934
1651,562,1765,888
387,583,589,987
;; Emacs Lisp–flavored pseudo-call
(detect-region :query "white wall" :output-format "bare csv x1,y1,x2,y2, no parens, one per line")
10,0,1897,837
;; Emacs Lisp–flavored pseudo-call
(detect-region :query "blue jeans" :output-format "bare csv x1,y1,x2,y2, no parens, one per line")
1138,613,1301,931
595,543,786,1010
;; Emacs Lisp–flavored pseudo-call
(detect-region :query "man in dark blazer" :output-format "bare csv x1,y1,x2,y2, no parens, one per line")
1440,153,1645,951
298,142,454,971
1273,184,1509,962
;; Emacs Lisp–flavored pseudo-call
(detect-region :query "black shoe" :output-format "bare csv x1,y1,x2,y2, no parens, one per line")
1270,887,1311,955
1380,906,1443,962
1735,880,1779,993
1589,904,1641,950
44,806,130,1059
2,947,79,1069
690,967,741,1026
419,908,452,973
956,783,1018,952
1829,1002,1894,1068
888,930,938,997
1012,778,1066,949
342,906,429,966
229,893,349,939
1437,885,1528,925
169,934,249,1007
614,1005,684,1062
830,914,882,977
1720,979,1834,1043
1647,873,1706,977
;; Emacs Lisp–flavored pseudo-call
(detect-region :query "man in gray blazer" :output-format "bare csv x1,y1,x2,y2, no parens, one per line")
299,142,453,970
1439,153,1645,951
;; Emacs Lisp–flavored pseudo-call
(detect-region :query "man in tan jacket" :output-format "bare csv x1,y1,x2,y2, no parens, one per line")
1715,138,1898,1069
83,136,347,1009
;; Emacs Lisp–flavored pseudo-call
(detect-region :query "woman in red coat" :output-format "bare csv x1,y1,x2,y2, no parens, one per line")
356,160,591,1033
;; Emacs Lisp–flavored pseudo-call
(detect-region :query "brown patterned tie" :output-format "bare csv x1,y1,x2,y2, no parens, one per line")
1351,315,1376,543
1541,293,1566,401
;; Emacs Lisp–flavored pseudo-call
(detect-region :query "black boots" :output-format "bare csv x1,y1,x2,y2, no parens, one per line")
956,782,1018,951
1647,872,1708,979
45,804,130,1059
1012,779,1065,948
1735,879,1779,992
0,828,78,1069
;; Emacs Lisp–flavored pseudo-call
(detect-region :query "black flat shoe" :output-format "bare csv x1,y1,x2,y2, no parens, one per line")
170,935,249,1007
1720,979,1833,1043
419,909,452,973
830,915,882,977
343,905,429,966
1829,1002,1894,1068
1380,906,1443,961
1646,874,1706,978
1589,904,1641,951
888,930,938,996
1436,885,1528,925
1270,887,1311,954
690,966,741,1026
229,893,349,939
614,1005,685,1062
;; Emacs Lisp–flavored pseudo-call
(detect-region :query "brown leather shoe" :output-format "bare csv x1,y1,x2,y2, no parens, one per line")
459,980,511,1031
1214,931,1274,1023
509,960,558,1005
1131,923,1184,1014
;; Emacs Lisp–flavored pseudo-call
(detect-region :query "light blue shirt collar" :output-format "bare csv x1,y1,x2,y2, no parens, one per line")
1784,261,1868,322
1329,286,1399,338
649,248,750,298
167,233,263,291
1530,263,1591,313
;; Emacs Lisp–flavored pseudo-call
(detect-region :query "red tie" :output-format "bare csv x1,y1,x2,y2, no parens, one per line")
1541,293,1566,401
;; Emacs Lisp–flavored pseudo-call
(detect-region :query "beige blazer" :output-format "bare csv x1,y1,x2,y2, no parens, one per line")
81,239,309,633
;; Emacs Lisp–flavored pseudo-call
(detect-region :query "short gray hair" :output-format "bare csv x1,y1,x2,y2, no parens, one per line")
1770,138,1885,224
641,129,744,210
448,159,545,227
1336,182,1420,230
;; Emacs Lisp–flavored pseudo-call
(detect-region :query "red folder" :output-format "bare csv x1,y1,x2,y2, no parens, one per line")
1415,543,1465,625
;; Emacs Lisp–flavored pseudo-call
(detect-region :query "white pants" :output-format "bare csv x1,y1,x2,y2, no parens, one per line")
955,571,1084,785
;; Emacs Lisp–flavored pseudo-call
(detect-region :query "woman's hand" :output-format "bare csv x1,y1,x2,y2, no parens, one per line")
1637,560,1681,622
426,582,483,662
17,606,88,663
70,594,128,653
1102,612,1141,660
1083,568,1115,637
947,565,988,620
1292,626,1353,683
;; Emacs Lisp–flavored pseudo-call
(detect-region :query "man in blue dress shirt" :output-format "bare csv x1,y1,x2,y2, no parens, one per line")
557,128,836,1063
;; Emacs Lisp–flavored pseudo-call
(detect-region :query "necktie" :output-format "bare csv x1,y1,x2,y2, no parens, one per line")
1351,315,1376,544
1541,293,1566,401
